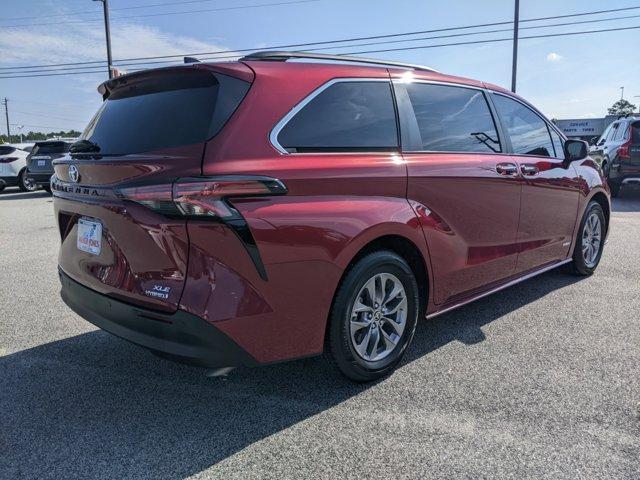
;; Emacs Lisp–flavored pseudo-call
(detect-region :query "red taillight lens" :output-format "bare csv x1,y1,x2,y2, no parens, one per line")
116,176,287,218
0,157,19,164
617,124,632,160
618,140,631,160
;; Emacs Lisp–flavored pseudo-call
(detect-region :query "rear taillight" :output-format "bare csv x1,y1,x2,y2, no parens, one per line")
116,176,287,281
0,157,19,164
116,176,288,219
617,124,632,160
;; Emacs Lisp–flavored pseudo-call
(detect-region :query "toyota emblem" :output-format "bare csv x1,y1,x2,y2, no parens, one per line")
68,165,79,183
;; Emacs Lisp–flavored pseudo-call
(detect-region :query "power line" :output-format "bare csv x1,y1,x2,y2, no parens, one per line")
0,0,323,28
0,0,284,21
3,14,639,77
11,109,87,122
2,5,639,72
2,23,639,80
341,24,640,56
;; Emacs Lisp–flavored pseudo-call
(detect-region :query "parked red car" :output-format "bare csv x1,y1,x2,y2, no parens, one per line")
52,52,610,381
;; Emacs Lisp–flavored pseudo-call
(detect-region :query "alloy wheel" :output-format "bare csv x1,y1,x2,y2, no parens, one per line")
349,273,407,362
582,212,602,268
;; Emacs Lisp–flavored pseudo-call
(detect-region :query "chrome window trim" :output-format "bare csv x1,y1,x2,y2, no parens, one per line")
269,77,394,155
491,90,568,159
391,78,486,92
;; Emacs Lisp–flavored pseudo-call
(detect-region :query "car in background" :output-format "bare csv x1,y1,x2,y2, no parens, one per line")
590,116,640,196
26,140,71,193
52,52,610,382
0,144,38,192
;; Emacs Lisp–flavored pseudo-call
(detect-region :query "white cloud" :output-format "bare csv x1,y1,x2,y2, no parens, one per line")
546,52,563,62
0,22,232,66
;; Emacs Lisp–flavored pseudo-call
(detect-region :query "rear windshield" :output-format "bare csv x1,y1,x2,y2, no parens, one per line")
79,69,250,155
0,146,16,155
632,121,640,144
32,142,69,155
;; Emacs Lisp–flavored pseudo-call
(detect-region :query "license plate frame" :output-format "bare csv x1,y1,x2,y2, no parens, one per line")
77,218,102,255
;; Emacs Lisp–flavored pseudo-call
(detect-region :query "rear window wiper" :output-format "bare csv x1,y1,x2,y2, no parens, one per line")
70,139,101,153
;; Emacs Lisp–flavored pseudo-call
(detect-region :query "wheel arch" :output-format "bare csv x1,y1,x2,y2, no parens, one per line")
325,233,432,349
589,190,610,235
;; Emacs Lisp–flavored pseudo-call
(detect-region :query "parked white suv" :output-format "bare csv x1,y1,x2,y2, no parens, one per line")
0,144,37,192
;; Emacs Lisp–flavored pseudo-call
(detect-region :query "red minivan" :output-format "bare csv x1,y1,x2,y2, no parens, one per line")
53,51,610,381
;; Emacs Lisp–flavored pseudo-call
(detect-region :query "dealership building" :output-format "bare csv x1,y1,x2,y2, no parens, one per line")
554,115,624,141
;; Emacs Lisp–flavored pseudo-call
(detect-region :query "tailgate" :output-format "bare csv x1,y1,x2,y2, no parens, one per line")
52,65,252,312
52,149,200,312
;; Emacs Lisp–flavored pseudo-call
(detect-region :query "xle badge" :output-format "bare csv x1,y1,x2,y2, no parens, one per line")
145,284,171,300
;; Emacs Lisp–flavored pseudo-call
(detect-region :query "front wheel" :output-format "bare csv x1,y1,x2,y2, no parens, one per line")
566,201,606,276
18,169,38,192
328,251,419,382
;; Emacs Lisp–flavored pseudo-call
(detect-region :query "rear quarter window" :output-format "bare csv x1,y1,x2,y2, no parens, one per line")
276,81,398,153
80,69,250,155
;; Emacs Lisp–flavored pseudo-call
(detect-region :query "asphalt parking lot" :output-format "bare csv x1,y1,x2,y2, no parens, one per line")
1,187,639,480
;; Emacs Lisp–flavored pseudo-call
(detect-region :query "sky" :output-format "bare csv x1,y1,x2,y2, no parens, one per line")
1,0,639,134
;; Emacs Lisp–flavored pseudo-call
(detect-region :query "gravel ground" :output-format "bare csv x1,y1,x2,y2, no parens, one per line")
1,186,639,479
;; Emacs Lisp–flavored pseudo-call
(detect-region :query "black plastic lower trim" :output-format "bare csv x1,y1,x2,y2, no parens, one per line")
58,268,258,368
27,172,52,185
0,176,19,186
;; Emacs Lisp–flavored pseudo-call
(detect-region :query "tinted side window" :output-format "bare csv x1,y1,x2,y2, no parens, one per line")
404,83,500,153
598,125,612,145
32,142,69,155
0,146,16,155
632,122,640,143
606,123,618,141
493,94,554,157
614,122,627,141
277,81,398,152
549,128,565,159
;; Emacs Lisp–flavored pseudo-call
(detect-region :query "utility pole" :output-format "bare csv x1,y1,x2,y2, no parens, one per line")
94,0,113,79
510,0,520,93
3,98,10,139
620,86,624,100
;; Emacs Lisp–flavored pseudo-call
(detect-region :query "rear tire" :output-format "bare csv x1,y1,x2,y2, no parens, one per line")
566,201,606,276
18,169,38,192
328,251,419,382
609,182,620,198
43,185,52,194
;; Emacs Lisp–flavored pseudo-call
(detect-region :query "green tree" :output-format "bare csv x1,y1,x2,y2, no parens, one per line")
607,99,637,115
0,129,81,144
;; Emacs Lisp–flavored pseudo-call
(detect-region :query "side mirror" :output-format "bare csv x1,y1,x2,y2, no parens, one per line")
564,139,589,162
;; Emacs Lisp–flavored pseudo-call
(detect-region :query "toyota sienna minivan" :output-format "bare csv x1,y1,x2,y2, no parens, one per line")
52,51,610,381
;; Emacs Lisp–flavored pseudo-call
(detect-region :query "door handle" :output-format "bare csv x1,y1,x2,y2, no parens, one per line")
496,163,518,176
521,164,539,176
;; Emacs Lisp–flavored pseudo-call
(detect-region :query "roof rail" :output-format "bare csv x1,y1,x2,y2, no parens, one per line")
239,50,438,73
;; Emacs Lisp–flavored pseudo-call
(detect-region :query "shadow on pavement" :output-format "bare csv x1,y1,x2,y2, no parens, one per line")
0,269,582,479
611,185,640,212
0,190,50,201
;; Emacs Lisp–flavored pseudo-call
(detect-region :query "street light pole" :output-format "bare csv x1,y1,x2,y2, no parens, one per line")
620,86,624,100
510,0,520,93
94,0,113,79
3,98,10,139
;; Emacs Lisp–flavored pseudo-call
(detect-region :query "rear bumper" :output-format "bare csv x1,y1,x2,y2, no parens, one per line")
27,171,53,186
58,268,258,368
0,176,19,186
